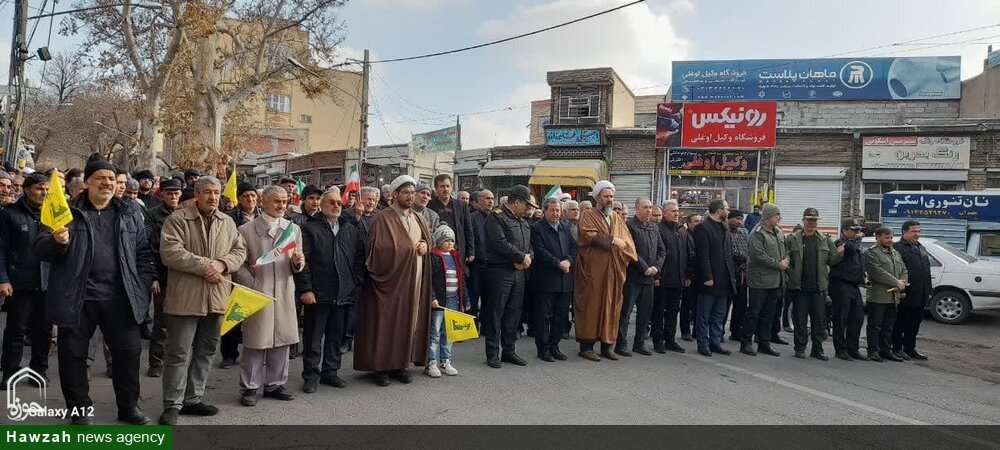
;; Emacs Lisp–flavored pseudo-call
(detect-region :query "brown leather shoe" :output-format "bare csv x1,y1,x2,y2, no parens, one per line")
578,350,601,362
601,350,619,361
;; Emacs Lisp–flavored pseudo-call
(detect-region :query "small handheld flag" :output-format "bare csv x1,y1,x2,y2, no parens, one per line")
293,179,306,205
543,184,571,202
342,164,360,205
41,169,73,231
223,170,238,206
221,284,274,335
254,225,298,267
442,308,479,342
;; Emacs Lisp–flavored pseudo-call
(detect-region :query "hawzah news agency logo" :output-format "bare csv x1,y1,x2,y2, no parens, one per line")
5,367,79,421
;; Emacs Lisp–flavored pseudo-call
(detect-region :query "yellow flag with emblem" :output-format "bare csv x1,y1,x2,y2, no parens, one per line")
223,170,238,206
41,169,73,231
221,284,274,335
443,307,479,342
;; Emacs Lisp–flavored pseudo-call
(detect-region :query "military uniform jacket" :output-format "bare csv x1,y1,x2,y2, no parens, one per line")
484,205,532,269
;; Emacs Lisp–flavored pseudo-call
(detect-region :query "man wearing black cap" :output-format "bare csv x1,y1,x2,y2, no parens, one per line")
726,209,750,341
143,178,184,377
0,173,52,388
184,169,201,188
134,170,162,210
784,208,844,360
299,184,322,221
482,184,534,368
829,218,868,361
35,157,156,425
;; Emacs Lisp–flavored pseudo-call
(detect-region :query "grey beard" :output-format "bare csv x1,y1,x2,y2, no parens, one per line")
601,206,614,216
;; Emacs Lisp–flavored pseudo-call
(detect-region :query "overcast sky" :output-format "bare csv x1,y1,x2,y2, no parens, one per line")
5,0,1000,149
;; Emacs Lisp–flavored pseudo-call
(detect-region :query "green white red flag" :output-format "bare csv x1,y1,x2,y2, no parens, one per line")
254,225,298,267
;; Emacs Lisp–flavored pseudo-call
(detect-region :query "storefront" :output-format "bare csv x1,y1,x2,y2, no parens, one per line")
528,159,607,202
663,149,763,212
860,136,970,222
774,166,846,234
477,158,540,198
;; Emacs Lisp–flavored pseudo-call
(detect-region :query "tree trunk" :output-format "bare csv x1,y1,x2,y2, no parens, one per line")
136,94,161,170
189,33,224,169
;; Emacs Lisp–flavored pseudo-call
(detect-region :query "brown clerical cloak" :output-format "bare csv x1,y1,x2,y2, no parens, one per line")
354,205,432,372
574,207,638,344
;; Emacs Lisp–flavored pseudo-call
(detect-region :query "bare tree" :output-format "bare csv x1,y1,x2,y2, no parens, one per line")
41,52,93,104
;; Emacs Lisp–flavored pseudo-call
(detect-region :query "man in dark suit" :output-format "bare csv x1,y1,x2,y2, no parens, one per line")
652,200,694,353
428,174,475,273
529,197,577,362
892,220,931,361
692,199,735,357
468,189,496,323
618,198,665,357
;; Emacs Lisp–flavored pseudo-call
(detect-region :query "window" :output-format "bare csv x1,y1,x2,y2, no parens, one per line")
558,87,601,124
319,168,343,187
300,114,312,124
988,173,1000,189
862,181,962,222
980,233,1000,258
266,93,291,113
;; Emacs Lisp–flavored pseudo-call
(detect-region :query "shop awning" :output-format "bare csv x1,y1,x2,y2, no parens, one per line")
528,159,607,187
478,158,540,177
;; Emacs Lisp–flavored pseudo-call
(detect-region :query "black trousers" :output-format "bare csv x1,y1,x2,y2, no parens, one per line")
1,290,51,377
58,299,141,412
619,283,654,349
482,267,525,359
651,285,683,344
468,264,487,322
219,323,242,361
343,304,356,345
301,303,348,381
533,291,571,354
866,302,897,355
892,305,924,353
148,290,167,368
772,288,792,338
792,290,827,353
680,284,698,337
728,278,748,338
829,281,864,355
741,287,778,346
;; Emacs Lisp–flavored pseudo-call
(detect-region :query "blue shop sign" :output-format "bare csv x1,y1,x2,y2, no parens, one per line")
883,192,1000,222
546,128,602,146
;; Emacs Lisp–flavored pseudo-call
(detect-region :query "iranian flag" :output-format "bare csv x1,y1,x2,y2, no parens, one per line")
293,179,306,205
254,225,298,267
342,164,360,204
543,184,571,201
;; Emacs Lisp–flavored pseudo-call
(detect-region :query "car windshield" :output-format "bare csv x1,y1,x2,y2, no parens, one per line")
935,240,978,264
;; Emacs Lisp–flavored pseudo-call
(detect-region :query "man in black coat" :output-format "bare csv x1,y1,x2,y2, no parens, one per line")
529,197,576,362
35,158,156,425
468,189,496,323
692,199,735,357
428,174,475,273
618,198,665,357
295,187,365,393
652,200,693,353
892,220,931,361
143,178,183,377
0,173,51,387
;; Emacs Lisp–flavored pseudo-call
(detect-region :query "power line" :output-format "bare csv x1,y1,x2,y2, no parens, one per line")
366,0,647,64
368,89,405,145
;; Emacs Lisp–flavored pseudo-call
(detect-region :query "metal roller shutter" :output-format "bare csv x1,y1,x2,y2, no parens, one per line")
610,173,653,218
774,167,844,234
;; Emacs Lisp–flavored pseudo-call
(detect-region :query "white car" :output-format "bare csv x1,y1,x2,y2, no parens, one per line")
861,237,1000,325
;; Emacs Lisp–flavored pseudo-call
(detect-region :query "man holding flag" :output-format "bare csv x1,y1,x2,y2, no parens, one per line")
234,186,305,405
158,176,247,425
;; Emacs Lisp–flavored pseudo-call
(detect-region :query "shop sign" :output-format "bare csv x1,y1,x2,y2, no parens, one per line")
545,128,602,146
681,101,777,148
862,136,970,170
883,192,999,221
669,150,758,177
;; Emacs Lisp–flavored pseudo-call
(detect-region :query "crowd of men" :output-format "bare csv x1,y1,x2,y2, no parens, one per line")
0,156,934,426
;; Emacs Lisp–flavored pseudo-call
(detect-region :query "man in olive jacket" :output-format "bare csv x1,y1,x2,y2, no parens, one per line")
863,227,908,362
784,208,844,360
157,176,247,425
741,203,786,357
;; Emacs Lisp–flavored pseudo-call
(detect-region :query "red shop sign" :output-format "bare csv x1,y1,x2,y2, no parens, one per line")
681,101,777,148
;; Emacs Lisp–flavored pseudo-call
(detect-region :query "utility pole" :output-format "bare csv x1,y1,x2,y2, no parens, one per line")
358,49,369,184
3,0,29,167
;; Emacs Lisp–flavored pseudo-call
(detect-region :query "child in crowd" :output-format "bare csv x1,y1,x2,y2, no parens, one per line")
426,225,470,378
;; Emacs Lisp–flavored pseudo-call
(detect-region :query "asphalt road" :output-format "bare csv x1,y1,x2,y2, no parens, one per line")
3,310,999,428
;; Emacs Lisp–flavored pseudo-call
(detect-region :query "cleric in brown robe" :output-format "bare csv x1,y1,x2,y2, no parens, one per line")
354,175,432,387
574,180,638,362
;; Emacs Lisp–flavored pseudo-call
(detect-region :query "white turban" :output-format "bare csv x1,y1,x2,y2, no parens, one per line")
591,180,615,199
389,175,416,193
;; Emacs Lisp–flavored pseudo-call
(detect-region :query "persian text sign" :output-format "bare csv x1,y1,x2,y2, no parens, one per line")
862,136,970,170
883,193,999,222
669,150,758,177
412,126,459,153
545,128,602,146
681,101,777,148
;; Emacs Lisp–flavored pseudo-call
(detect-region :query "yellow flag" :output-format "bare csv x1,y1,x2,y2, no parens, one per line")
40,169,73,231
443,308,479,342
223,170,238,206
220,284,273,335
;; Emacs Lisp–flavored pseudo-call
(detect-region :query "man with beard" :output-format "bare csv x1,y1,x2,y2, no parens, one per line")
35,158,156,425
143,179,183,378
574,180,637,361
864,227,908,362
355,175,432,386
692,199,735,357
0,173,52,387
413,182,440,229
134,170,163,210
295,187,364,393
158,177,246,424
0,172,12,209
618,197,664,357
652,200,693,354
